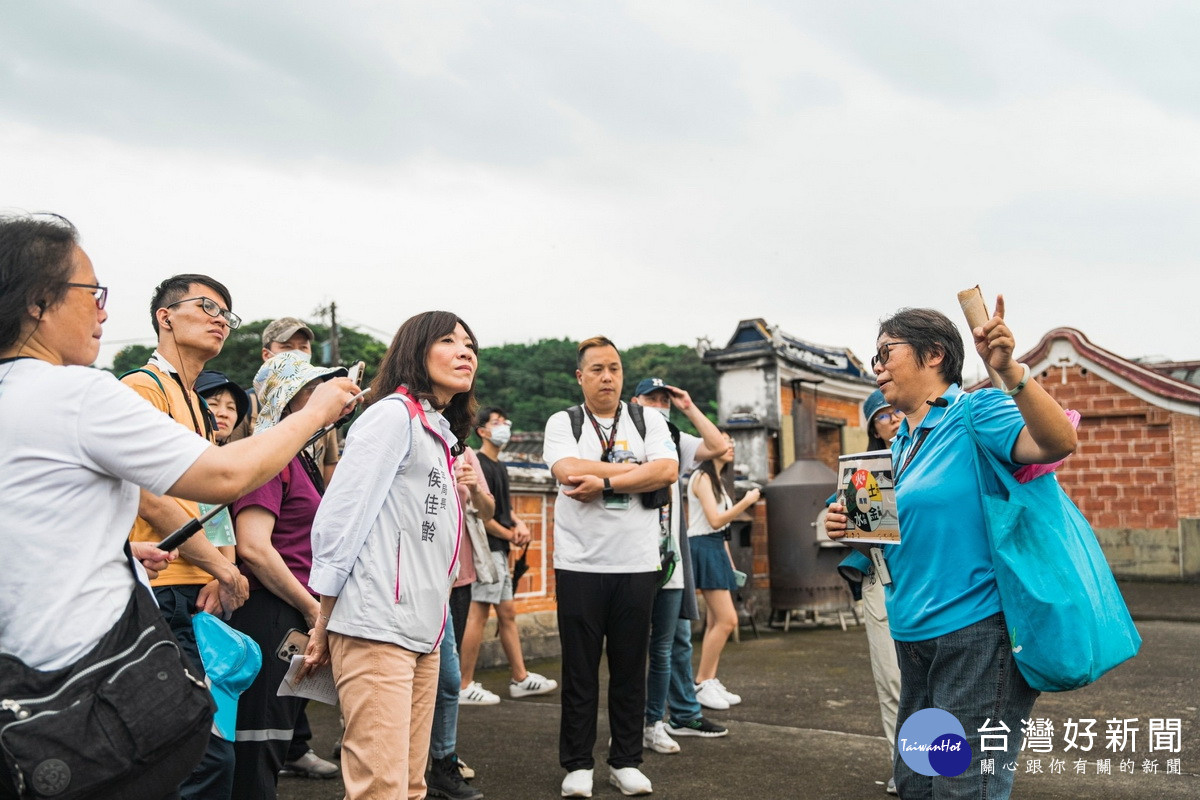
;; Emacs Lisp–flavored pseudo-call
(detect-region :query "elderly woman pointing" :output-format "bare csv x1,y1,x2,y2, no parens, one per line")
0,214,359,799
826,299,1075,800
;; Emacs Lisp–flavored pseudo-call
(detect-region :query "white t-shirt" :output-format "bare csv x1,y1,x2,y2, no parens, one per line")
0,359,211,669
543,402,678,573
687,468,732,537
660,429,700,590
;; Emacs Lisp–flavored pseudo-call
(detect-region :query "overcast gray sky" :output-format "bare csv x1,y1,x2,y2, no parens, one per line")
4,1,1198,376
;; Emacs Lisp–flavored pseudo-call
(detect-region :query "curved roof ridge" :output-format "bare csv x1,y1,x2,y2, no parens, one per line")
1014,327,1200,405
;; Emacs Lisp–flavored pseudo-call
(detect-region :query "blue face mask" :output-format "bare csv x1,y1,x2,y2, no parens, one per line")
646,405,670,422
488,424,512,447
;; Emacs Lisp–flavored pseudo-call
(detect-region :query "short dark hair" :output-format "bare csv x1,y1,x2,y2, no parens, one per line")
877,307,964,386
475,406,507,430
0,213,79,352
149,273,233,335
577,335,617,368
366,311,479,454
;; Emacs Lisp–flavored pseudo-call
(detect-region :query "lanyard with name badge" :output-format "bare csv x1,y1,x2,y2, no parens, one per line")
872,426,932,587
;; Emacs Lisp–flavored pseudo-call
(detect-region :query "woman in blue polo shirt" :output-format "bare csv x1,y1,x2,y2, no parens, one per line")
827,299,1076,800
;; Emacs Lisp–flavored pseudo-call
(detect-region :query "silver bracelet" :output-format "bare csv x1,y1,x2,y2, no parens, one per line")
998,363,1031,397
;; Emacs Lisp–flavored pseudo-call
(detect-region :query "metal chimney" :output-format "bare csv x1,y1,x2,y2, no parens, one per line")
762,379,846,616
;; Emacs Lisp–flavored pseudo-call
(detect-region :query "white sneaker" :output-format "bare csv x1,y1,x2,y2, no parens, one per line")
459,681,501,706
711,677,741,706
693,679,730,710
608,766,653,796
642,721,680,754
509,671,558,698
562,768,594,798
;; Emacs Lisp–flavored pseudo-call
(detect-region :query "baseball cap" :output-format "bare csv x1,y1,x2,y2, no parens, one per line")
633,377,669,397
252,351,348,433
262,317,314,347
862,389,891,427
192,612,262,741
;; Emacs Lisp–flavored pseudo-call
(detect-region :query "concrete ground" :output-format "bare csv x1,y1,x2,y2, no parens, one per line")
283,580,1200,799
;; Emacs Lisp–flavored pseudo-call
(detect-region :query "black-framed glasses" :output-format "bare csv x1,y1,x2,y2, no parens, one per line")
66,283,108,310
870,341,911,369
166,296,242,329
875,411,904,424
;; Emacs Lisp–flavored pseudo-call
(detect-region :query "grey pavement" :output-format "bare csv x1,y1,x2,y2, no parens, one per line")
283,580,1200,799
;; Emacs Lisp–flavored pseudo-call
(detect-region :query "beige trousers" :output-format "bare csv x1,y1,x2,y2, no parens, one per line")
330,632,441,800
864,572,901,756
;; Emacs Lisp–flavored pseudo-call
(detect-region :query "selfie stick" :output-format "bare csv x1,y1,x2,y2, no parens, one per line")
156,388,370,552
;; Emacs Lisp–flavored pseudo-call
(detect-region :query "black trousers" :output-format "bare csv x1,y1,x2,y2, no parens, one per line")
227,589,306,800
154,584,236,800
450,584,473,655
555,569,657,771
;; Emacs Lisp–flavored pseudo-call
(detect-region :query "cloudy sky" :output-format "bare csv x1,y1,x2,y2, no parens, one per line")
4,1,1198,376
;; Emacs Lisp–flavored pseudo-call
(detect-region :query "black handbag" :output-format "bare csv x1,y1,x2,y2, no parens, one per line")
0,571,214,800
511,545,530,594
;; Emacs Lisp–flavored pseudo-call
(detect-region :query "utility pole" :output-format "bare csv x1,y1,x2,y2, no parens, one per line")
312,302,342,365
329,301,340,365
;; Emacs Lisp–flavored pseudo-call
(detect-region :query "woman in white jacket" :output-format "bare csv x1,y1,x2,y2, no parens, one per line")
304,311,478,800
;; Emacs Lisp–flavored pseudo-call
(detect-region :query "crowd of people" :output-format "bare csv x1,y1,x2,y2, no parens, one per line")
1,212,1075,800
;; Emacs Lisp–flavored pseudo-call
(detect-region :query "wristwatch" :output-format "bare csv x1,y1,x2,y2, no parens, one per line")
602,477,614,498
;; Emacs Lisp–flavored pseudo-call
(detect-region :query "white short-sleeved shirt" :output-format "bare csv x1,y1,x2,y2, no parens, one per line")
543,403,678,573
0,359,210,669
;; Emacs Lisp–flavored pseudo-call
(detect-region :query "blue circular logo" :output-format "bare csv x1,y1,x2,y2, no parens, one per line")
897,708,972,777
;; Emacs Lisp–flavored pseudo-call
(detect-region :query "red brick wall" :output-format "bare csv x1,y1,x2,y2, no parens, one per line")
511,489,557,615
1038,366,1181,530
1174,414,1200,518
779,388,862,475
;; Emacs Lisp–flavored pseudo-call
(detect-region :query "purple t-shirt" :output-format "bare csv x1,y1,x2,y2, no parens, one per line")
232,456,321,596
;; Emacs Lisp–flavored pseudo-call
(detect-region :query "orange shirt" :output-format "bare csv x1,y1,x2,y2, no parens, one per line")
122,362,218,587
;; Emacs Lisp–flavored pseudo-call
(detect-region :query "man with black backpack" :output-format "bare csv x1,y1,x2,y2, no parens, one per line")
542,337,678,798
629,378,731,754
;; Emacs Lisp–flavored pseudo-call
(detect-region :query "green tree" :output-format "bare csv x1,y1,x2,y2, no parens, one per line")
470,339,717,436
471,338,581,435
109,344,155,377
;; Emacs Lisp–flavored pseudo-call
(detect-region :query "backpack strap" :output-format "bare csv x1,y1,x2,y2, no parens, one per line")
120,366,215,441
568,402,652,444
119,367,166,397
666,420,681,454
627,401,647,442
567,405,585,442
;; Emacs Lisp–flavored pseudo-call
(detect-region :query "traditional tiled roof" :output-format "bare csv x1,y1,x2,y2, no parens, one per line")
976,327,1200,416
702,318,874,385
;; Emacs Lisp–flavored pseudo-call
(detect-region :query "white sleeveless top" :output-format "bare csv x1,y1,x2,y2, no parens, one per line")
687,470,731,538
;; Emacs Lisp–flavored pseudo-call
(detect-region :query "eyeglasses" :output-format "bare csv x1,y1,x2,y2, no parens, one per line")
875,411,904,424
871,341,911,369
165,296,242,329
66,283,108,310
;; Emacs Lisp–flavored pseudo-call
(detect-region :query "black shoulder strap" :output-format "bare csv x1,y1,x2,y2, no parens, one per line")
567,405,585,442
667,420,681,453
627,401,647,441
569,402,649,443
119,367,166,397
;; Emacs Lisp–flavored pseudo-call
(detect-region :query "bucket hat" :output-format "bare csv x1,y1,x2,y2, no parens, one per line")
253,351,348,434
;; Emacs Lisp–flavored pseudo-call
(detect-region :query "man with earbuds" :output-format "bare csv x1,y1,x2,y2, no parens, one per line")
121,273,250,800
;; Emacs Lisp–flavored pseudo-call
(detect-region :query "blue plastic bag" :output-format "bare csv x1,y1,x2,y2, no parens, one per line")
964,393,1141,692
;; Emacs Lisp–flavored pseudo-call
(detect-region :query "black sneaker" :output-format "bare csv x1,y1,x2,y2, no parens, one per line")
427,754,484,800
667,717,729,738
